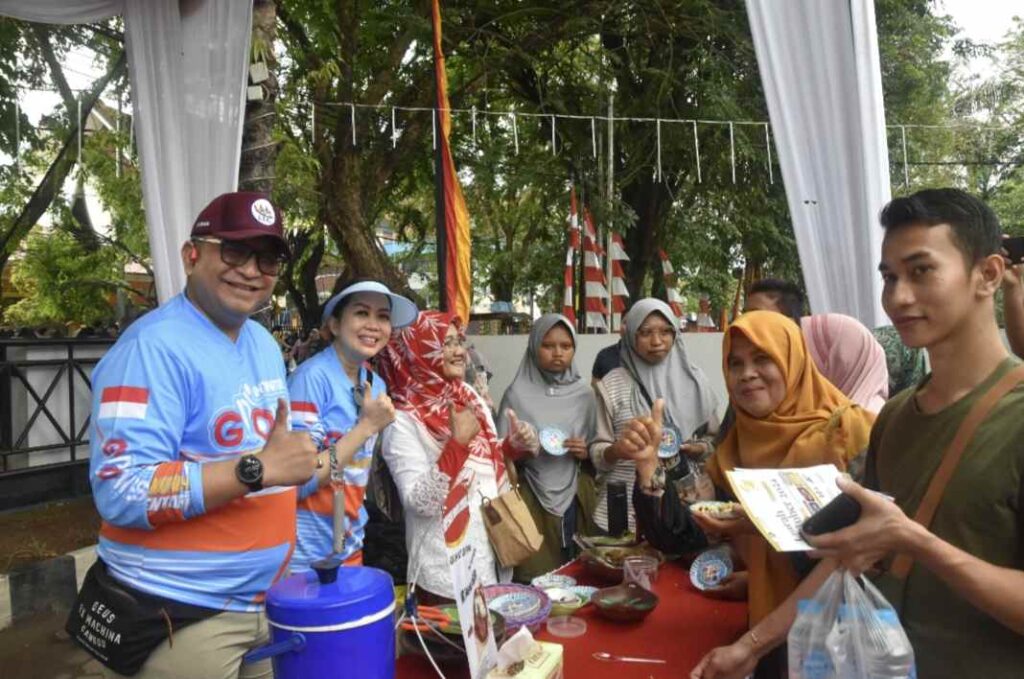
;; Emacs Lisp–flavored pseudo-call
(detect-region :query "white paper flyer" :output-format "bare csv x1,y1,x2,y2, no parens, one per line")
442,470,498,678
724,464,844,552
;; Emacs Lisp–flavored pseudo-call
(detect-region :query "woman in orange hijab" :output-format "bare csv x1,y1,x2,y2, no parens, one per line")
634,311,875,679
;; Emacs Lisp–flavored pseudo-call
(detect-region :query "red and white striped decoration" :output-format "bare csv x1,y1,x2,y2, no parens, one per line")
562,188,580,325
609,233,630,331
562,247,576,326
658,249,686,322
582,206,605,257
583,207,609,331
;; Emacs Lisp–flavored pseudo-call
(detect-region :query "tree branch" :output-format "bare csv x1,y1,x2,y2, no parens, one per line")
0,50,127,274
277,4,320,70
31,25,77,114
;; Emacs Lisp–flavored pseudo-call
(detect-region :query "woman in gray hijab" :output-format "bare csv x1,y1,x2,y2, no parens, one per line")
589,298,720,534
497,313,597,581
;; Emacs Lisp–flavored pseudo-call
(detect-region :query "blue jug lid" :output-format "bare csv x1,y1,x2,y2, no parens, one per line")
266,564,395,629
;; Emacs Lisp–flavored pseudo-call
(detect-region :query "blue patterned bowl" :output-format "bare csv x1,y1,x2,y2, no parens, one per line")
531,574,576,590
482,584,552,634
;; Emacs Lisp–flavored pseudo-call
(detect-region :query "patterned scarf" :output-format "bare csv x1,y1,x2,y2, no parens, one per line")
376,311,506,485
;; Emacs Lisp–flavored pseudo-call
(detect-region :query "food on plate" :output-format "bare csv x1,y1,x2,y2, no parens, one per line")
689,500,743,520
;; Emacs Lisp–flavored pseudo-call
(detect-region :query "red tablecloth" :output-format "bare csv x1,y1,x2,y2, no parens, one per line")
396,560,747,678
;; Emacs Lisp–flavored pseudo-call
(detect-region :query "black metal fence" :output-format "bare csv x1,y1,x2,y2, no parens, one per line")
0,338,113,509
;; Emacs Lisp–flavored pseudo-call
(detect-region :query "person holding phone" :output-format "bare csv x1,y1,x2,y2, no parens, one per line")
694,189,1024,679
633,311,875,679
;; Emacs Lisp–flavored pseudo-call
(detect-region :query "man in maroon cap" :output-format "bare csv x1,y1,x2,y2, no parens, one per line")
73,192,320,678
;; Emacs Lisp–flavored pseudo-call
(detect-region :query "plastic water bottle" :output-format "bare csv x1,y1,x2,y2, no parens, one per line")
789,600,835,679
829,605,861,679
865,609,915,679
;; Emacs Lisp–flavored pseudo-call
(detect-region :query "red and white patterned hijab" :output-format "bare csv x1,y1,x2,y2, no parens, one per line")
376,311,506,485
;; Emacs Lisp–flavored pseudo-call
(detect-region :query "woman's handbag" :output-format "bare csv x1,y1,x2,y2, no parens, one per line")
480,461,544,568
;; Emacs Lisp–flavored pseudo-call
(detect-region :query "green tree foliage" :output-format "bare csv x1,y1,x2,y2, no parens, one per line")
5,225,121,328
0,16,133,326
953,17,1024,227
2,2,1018,332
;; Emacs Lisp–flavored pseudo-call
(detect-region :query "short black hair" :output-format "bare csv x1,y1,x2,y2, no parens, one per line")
748,278,804,322
879,188,1001,265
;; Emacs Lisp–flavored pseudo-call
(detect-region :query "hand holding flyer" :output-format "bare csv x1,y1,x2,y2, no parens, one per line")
723,464,844,552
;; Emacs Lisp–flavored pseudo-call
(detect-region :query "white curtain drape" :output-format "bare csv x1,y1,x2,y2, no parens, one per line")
746,0,890,328
0,0,252,303
0,1,120,24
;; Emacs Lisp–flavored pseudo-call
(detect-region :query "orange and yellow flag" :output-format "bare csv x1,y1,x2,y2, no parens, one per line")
431,0,471,323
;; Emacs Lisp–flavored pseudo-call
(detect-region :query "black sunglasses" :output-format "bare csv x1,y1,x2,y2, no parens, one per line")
192,237,288,276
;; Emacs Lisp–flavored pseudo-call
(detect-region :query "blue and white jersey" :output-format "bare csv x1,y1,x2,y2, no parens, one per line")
90,293,294,612
288,346,386,571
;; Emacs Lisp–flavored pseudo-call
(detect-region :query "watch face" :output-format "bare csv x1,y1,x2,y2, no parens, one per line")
237,455,263,484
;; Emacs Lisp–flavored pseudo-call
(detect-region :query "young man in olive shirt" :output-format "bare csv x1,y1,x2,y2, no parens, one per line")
691,189,1024,679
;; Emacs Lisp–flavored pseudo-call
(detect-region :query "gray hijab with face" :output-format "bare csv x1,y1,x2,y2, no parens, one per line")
497,313,596,516
619,298,718,438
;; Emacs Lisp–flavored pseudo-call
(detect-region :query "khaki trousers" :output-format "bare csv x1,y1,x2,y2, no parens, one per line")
101,610,273,679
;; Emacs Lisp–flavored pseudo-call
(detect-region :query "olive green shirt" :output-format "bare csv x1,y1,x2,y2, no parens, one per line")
866,357,1024,679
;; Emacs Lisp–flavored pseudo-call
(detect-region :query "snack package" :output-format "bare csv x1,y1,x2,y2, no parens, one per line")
485,640,564,679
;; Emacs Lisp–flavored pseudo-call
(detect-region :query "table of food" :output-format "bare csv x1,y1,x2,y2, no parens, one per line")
396,535,748,678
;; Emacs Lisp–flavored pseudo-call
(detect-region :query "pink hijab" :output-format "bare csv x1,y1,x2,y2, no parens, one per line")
800,313,889,414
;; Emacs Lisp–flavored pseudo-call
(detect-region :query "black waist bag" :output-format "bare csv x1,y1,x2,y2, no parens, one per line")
65,559,220,676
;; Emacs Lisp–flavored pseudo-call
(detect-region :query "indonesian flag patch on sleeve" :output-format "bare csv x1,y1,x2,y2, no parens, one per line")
99,386,150,420
290,401,318,426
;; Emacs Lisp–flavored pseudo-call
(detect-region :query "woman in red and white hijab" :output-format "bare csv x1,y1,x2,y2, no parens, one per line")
376,311,538,601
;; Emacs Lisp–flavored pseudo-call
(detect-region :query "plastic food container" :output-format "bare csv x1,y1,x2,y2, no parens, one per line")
546,615,587,638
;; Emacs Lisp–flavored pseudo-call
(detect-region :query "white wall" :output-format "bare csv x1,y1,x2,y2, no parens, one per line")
470,332,729,417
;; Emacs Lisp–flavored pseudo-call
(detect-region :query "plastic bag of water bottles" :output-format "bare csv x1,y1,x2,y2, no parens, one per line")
788,570,915,679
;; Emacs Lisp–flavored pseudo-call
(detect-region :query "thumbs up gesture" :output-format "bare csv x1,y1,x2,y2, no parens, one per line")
506,409,539,455
260,398,319,487
358,382,396,433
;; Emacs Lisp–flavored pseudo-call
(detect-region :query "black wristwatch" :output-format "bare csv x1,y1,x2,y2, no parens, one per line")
235,454,264,492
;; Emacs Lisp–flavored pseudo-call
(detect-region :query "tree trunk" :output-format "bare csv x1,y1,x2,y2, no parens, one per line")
621,179,671,300
281,229,325,331
238,0,279,193
239,0,329,331
323,153,410,296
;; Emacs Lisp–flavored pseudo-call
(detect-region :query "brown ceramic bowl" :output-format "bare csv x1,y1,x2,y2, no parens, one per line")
580,544,665,583
591,582,659,622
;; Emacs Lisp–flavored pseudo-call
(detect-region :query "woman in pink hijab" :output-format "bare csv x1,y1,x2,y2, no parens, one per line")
800,313,889,413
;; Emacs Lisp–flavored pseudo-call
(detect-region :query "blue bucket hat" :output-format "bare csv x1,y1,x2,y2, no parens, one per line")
321,281,419,328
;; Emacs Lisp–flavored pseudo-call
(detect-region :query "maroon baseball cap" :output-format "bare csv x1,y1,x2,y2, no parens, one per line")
190,192,289,253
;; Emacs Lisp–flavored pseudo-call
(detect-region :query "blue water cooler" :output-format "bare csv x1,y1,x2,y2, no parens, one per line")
245,558,396,678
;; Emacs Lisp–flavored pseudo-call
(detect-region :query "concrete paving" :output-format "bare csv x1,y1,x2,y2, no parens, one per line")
0,609,104,679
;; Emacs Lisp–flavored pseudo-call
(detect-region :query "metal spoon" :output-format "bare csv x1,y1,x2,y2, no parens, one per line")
593,652,667,664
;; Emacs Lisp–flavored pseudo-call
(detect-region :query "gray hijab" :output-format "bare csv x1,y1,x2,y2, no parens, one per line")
619,298,718,438
497,314,596,516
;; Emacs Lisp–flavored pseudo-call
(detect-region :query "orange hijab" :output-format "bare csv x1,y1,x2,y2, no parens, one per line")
707,311,875,623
